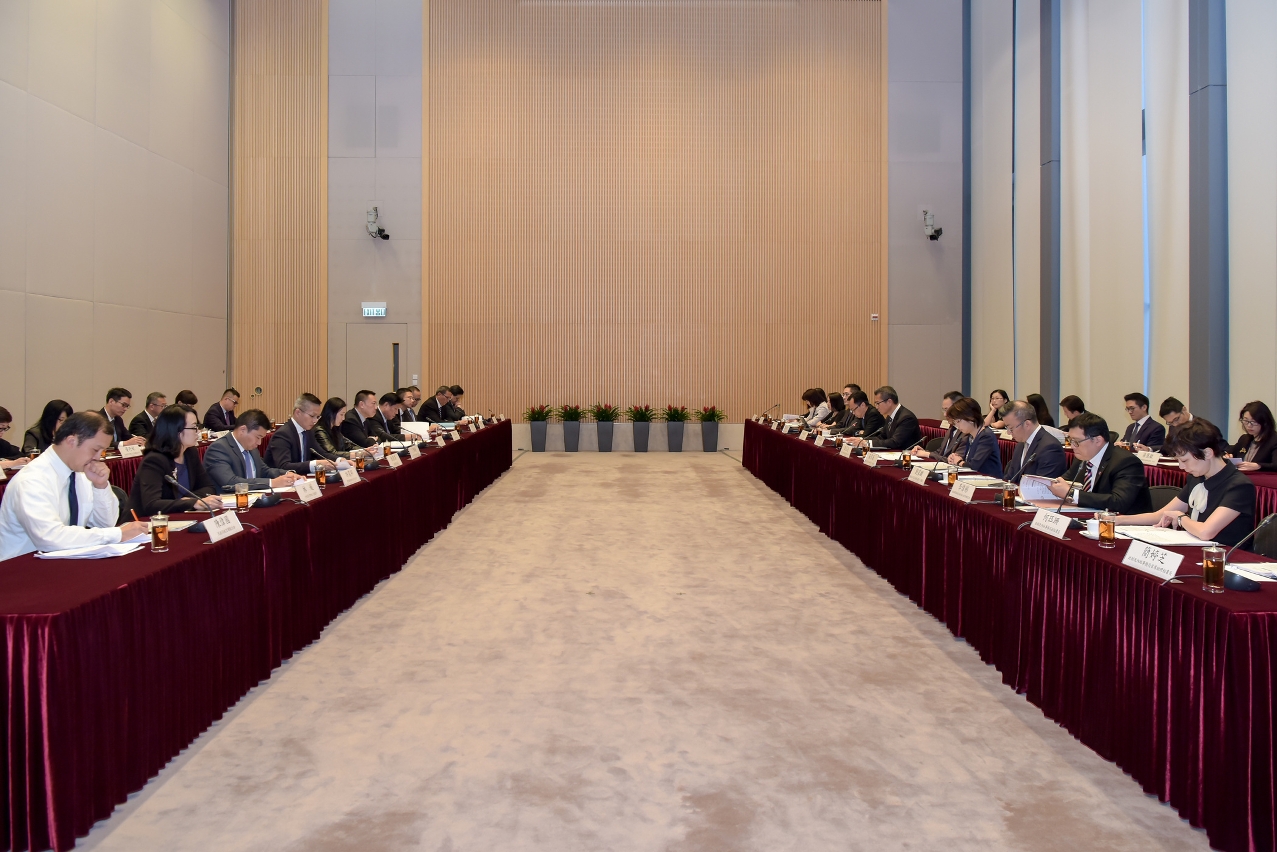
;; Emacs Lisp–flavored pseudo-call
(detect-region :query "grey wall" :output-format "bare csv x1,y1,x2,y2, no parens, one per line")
887,0,965,416
0,0,230,432
327,0,422,398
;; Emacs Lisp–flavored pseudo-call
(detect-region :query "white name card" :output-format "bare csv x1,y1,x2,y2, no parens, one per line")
468,423,478,433
1030,508,1071,539
118,443,143,459
338,468,361,487
1137,451,1164,466
949,480,977,503
1121,540,1183,581
814,434,826,447
863,452,880,466
908,465,930,485
448,430,460,441
205,511,243,543
435,435,446,447
386,451,402,468
407,444,421,459
798,430,810,441
771,421,780,430
0,466,6,481
839,444,854,458
294,478,322,503
939,419,950,430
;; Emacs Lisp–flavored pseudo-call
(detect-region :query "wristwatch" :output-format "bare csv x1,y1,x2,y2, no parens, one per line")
1071,487,1080,505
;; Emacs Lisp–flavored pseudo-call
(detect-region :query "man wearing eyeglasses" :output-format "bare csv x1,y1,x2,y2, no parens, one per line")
128,392,167,440
1117,392,1165,451
1154,397,1193,454
264,393,339,475
98,388,147,448
850,386,921,450
1045,412,1151,513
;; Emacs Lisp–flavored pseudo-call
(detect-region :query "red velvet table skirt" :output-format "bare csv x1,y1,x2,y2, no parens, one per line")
0,421,511,852
744,421,1277,852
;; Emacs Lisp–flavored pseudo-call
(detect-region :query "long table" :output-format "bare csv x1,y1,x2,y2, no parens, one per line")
744,421,1277,852
0,421,512,852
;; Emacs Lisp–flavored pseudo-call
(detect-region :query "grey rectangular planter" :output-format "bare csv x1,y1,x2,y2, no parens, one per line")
597,421,614,452
563,421,581,451
633,422,650,452
530,421,547,452
667,421,684,452
701,422,718,451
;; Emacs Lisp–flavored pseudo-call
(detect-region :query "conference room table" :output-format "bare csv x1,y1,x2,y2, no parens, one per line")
744,420,1277,852
0,420,512,852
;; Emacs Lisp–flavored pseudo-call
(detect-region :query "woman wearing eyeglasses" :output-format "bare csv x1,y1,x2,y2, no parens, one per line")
1228,401,1277,473
984,389,1010,430
927,397,1002,477
129,405,221,515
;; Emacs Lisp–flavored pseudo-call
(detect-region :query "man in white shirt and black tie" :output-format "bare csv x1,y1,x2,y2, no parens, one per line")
0,412,148,561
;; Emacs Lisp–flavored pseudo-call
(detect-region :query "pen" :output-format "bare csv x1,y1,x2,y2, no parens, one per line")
131,510,141,522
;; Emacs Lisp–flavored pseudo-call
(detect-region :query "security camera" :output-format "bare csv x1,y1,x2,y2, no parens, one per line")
367,207,390,240
923,210,942,241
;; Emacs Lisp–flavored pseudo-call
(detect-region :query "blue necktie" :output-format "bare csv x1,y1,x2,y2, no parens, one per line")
67,472,79,526
242,450,255,480
298,431,307,464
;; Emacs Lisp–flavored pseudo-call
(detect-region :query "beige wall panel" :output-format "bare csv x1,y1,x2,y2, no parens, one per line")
231,0,328,420
426,0,886,420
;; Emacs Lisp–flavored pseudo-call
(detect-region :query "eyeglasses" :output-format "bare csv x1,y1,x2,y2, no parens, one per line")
1124,405,1140,413
0,424,10,435
180,425,200,433
1241,418,1258,427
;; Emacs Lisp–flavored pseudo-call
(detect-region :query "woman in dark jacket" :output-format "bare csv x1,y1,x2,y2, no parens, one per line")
21,399,73,454
315,397,365,460
945,397,1004,478
822,392,852,432
130,405,220,516
1230,400,1277,473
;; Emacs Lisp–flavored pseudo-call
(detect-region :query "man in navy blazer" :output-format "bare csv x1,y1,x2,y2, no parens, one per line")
1001,400,1068,481
1118,392,1166,450
264,393,338,475
205,409,300,491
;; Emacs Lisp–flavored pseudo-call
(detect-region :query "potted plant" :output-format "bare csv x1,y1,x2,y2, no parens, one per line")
588,403,620,452
557,404,584,452
698,406,726,452
659,405,690,452
626,405,654,452
525,404,551,452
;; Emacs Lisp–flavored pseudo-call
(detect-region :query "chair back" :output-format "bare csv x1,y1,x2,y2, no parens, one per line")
1148,486,1179,512
1255,518,1277,560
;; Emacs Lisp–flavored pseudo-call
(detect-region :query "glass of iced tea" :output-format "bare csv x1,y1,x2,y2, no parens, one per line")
234,482,249,513
150,513,169,553
355,455,366,472
900,452,912,471
947,468,958,486
1097,511,1117,548
1002,484,1017,512
1202,546,1226,593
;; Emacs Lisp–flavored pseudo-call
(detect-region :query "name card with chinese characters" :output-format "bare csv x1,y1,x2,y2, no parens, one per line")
771,421,780,430
839,444,854,458
1030,508,1071,539
814,434,826,447
1137,451,1164,466
949,481,977,503
385,452,402,469
205,511,243,544
863,452,880,466
118,443,144,459
435,436,446,447
294,478,322,503
339,468,361,487
798,430,810,441
407,444,421,459
1121,540,1183,581
908,465,930,485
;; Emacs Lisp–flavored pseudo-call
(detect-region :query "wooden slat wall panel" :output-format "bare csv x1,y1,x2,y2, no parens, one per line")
231,0,327,421
426,0,885,421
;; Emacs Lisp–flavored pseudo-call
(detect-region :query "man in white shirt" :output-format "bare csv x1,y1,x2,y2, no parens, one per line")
0,412,149,561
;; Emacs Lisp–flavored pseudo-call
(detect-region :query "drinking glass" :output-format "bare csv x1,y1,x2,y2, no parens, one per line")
355,455,366,472
1202,546,1226,593
1002,484,1017,512
1097,511,1117,549
234,481,249,513
947,469,958,486
150,513,169,553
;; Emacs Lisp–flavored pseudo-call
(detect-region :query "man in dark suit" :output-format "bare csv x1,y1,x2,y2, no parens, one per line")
418,386,452,423
203,388,240,431
1048,412,1151,514
265,393,338,475
853,386,920,450
396,387,421,423
443,385,466,421
128,392,167,440
1157,397,1194,454
1118,392,1165,450
99,388,146,448
830,390,883,438
1059,395,1086,424
205,409,300,491
340,390,381,448
932,391,968,456
372,392,402,439
1002,400,1068,481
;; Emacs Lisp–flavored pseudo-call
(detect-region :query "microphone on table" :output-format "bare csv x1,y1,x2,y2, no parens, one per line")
1008,453,1039,484
759,402,780,420
165,474,217,536
1221,513,1276,592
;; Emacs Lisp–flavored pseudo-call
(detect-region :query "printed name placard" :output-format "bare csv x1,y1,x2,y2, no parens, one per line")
908,465,930,485
205,511,243,543
294,478,322,503
385,452,402,468
798,430,810,441
338,468,361,487
863,452,880,466
435,435,447,447
407,444,421,459
1121,540,1183,581
448,430,461,441
839,444,854,458
1137,451,1164,466
814,434,826,447
949,481,977,503
0,466,6,481
771,421,780,430
1030,508,1071,539
118,443,144,458
939,419,950,429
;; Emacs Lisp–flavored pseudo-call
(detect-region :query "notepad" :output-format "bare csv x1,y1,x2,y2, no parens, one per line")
1114,526,1218,547
36,543,143,559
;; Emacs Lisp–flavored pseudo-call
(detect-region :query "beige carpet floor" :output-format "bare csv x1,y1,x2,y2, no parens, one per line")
82,452,1208,851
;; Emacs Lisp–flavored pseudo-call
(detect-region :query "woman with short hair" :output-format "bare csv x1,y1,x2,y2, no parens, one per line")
943,397,1002,478
801,388,830,429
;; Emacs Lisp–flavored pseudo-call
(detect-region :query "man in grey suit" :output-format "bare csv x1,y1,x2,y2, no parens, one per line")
204,409,301,491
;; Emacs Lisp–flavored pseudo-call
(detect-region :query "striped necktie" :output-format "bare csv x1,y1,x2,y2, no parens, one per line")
1083,462,1096,492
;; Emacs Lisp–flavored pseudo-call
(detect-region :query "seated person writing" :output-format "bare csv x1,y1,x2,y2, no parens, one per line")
129,392,167,440
831,390,884,438
849,386,921,450
800,389,830,429
204,409,301,491
0,412,148,560
99,388,147,448
129,405,222,516
0,407,29,471
1041,413,1151,513
1228,401,1277,473
265,393,340,474
1114,418,1255,548
930,396,1002,478
314,397,371,461
22,399,73,455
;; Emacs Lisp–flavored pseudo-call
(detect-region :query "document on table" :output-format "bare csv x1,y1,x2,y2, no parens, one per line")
912,462,971,473
874,452,903,461
1227,565,1277,583
220,494,263,509
1115,526,1218,547
36,543,143,559
957,476,1005,487
1018,475,1056,502
1015,502,1093,513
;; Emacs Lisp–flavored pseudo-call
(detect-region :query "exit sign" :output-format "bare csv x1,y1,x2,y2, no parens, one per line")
362,302,387,318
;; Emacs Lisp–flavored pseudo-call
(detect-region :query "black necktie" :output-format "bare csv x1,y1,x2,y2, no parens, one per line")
67,472,79,526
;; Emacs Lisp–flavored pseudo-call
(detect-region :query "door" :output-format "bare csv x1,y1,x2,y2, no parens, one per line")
345,323,406,404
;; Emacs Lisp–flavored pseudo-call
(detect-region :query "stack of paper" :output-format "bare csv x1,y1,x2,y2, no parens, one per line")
36,543,143,559
1115,526,1217,547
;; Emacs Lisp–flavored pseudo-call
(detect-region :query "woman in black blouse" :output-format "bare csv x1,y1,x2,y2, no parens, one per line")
0,407,28,471
130,405,220,516
820,392,852,433
1026,393,1056,428
1116,418,1256,548
21,399,72,454
984,389,1010,429
1228,401,1277,473
315,397,367,460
